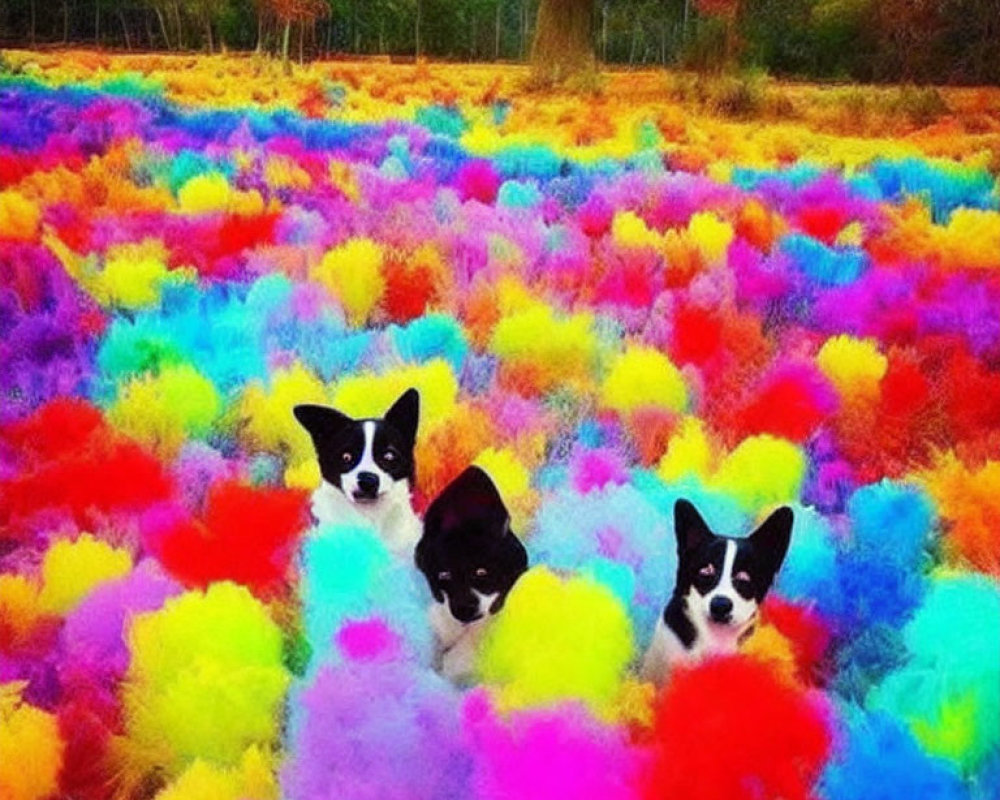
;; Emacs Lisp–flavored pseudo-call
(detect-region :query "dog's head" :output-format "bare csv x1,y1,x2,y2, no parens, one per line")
416,466,528,624
293,388,419,506
673,499,792,636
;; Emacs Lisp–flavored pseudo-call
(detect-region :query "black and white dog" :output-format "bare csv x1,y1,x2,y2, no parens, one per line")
293,388,421,554
642,498,793,684
415,466,528,681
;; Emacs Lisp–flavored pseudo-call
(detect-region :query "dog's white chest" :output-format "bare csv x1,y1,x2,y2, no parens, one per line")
641,608,753,685
428,599,495,683
310,480,420,554
641,618,696,684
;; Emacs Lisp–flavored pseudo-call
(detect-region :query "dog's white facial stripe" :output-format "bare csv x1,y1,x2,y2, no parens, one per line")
717,539,738,599
473,590,499,618
357,421,382,475
709,540,758,626
341,420,394,499
687,540,758,653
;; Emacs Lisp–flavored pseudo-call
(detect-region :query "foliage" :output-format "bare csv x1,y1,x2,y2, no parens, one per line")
0,0,995,84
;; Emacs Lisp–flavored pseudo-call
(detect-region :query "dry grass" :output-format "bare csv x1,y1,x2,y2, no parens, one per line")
4,49,999,170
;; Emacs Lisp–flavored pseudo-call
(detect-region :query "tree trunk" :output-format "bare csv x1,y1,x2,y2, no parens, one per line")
519,0,527,59
495,0,501,59
724,15,735,67
156,6,171,49
119,9,132,49
530,0,596,86
95,0,100,46
298,21,304,64
353,0,360,52
282,20,291,75
145,12,155,47
29,0,35,46
415,0,423,56
173,2,183,49
204,16,213,52
601,0,608,62
63,0,69,43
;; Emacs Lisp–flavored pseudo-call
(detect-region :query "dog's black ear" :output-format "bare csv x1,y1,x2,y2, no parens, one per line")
414,538,444,602
414,537,427,575
489,530,528,613
674,499,713,556
749,506,793,579
293,404,352,446
499,527,528,577
384,388,419,449
427,466,509,536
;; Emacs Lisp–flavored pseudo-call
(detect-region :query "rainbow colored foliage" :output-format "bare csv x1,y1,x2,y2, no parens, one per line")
1,51,998,800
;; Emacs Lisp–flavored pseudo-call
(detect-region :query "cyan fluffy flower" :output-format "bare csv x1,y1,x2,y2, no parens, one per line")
301,524,433,673
821,708,970,800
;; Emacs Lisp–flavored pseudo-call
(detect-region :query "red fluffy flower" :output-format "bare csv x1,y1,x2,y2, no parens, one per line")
0,399,173,537
642,655,832,800
148,481,309,598
671,303,723,365
738,363,838,443
760,597,832,685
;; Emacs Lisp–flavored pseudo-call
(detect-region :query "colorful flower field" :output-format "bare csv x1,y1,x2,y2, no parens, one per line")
2,50,1000,800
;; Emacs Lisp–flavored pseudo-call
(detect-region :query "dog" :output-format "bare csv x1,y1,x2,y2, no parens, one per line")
642,498,793,685
415,465,528,681
293,388,421,554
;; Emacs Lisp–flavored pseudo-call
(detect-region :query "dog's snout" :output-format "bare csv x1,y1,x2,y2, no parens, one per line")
356,472,380,496
449,597,482,624
709,595,733,623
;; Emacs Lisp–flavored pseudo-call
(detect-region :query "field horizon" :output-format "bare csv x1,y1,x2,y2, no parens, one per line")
1,44,998,800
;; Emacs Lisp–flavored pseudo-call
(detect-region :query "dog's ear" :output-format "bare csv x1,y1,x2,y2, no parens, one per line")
293,404,352,446
414,536,427,574
414,538,444,602
499,526,528,577
749,506,793,580
674,499,713,557
454,466,509,535
489,530,528,613
427,466,509,536
385,388,419,449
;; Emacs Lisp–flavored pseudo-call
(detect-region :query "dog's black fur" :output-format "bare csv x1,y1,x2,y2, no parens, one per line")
643,499,793,681
415,466,528,623
293,389,418,499
292,389,422,553
669,499,792,643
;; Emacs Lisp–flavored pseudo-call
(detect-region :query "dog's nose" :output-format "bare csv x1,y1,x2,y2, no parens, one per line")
449,598,482,623
356,472,379,496
709,596,733,623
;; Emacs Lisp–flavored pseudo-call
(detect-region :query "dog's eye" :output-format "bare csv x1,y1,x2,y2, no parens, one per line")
698,564,716,577
437,571,451,581
341,451,352,464
734,570,751,584
383,448,397,462
475,567,488,578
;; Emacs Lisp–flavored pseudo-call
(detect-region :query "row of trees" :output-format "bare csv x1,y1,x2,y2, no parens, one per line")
1,0,997,85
